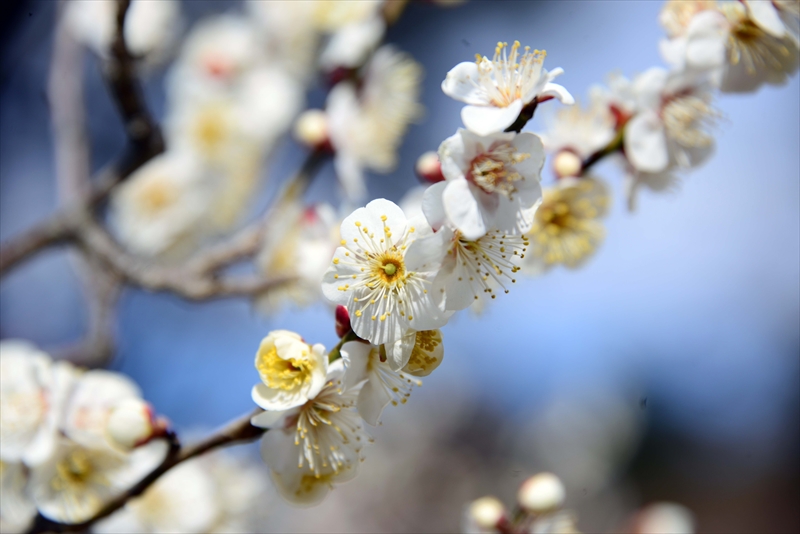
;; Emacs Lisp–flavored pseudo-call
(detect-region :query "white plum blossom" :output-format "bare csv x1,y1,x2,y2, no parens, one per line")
624,67,718,174
341,341,421,425
30,439,169,524
109,151,215,258
251,360,369,506
659,0,799,93
104,399,159,453
321,199,450,349
64,370,142,451
319,15,385,70
65,0,181,66
522,177,611,275
0,341,76,467
436,129,545,240
251,331,328,412
0,460,36,533
256,202,340,315
327,46,424,200
442,41,574,136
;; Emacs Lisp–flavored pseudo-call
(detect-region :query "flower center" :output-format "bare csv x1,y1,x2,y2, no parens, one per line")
256,346,314,392
136,179,177,215
476,41,546,108
369,251,406,286
724,4,795,74
662,94,719,148
195,106,229,152
469,144,530,196
54,450,93,487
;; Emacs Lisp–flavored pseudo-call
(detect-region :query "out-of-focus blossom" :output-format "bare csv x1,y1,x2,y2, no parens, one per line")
530,512,581,534
435,129,544,240
631,502,695,534
341,341,422,425
64,370,142,451
252,361,368,506
517,473,566,513
294,110,331,151
256,202,340,314
625,68,718,174
105,399,160,453
660,0,799,93
462,496,506,534
251,331,328,412
541,96,616,178
65,0,181,66
320,15,385,71
109,151,215,258
321,199,449,348
92,451,268,534
327,46,424,200
30,439,168,524
0,460,36,534
442,41,573,136
0,341,76,467
522,177,609,275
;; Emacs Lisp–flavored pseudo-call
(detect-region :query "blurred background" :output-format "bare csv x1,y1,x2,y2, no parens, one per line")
1,1,798,532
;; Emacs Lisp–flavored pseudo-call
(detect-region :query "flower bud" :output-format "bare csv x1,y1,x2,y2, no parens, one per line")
468,496,505,530
633,503,695,534
294,110,330,151
517,472,565,513
105,398,158,451
553,151,582,179
415,151,445,183
335,305,352,339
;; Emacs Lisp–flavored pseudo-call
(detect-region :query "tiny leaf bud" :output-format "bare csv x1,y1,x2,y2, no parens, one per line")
335,305,352,339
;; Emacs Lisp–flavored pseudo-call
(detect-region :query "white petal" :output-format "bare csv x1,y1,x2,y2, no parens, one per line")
421,181,448,230
633,67,669,110
404,229,449,272
340,341,371,389
334,153,367,201
625,111,670,173
250,408,291,429
441,61,487,105
434,252,478,311
510,132,546,179
541,82,574,105
365,198,408,244
251,383,305,411
659,37,688,68
745,1,786,37
387,330,416,371
461,100,524,136
685,11,729,70
357,379,392,426
443,179,487,240
438,130,468,181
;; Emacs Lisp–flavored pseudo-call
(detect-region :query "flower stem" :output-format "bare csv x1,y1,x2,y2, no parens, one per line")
581,125,625,173
328,331,363,363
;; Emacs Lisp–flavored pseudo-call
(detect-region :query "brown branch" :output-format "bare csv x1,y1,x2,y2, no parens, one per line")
27,409,266,534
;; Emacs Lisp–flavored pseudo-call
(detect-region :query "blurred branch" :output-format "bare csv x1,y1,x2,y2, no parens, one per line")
27,409,267,534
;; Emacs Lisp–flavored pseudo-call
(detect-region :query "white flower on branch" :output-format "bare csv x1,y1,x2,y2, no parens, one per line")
442,41,574,136
0,341,77,467
522,177,610,275
0,460,36,534
256,202,340,315
65,0,181,67
30,439,169,524
93,451,268,534
251,360,369,506
435,129,545,240
327,46,424,200
251,331,329,412
64,370,143,452
109,151,216,258
659,0,799,93
624,67,719,174
321,199,450,349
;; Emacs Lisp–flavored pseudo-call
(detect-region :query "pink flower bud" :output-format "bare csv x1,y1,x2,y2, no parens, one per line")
105,398,160,452
415,151,445,183
335,305,352,338
468,496,505,530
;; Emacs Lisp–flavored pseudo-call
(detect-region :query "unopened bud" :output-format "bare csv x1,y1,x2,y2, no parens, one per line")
415,151,445,183
634,503,695,534
335,305,352,339
105,398,158,452
294,110,330,151
553,151,582,179
517,473,565,513
468,496,505,530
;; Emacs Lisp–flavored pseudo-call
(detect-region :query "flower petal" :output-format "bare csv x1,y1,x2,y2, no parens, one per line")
441,61,487,105
421,181,448,230
443,179,487,240
461,100,524,137
438,130,468,181
387,330,416,371
745,1,786,37
357,377,392,426
685,10,729,70
541,82,574,105
250,408,291,429
625,110,670,173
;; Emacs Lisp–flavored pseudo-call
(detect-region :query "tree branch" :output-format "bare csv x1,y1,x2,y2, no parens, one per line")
27,409,267,533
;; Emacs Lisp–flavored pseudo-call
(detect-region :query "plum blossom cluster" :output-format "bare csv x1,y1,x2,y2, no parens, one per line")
0,341,168,531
